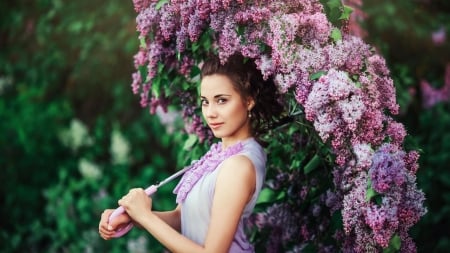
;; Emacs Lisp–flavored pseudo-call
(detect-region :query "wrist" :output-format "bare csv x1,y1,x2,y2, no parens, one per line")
134,209,155,226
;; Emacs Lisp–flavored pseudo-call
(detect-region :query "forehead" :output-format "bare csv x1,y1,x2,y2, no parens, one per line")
200,74,237,97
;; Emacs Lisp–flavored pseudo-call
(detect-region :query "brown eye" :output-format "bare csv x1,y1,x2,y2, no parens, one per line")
200,99,208,106
217,98,227,104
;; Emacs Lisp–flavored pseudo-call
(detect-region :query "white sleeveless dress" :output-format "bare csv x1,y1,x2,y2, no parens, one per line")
179,138,266,252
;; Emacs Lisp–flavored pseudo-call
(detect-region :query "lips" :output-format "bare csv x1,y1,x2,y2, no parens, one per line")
208,122,223,129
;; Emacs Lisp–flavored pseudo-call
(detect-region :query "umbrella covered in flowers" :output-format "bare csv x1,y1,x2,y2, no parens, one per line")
129,0,426,252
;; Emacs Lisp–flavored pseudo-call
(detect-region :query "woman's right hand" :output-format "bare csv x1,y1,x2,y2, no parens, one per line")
98,209,131,240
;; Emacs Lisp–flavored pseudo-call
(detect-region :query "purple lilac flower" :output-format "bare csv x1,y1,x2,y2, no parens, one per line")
398,173,427,229
135,4,159,37
369,143,406,194
160,5,178,41
365,200,399,247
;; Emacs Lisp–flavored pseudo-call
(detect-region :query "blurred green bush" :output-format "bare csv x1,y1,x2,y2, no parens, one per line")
0,0,194,252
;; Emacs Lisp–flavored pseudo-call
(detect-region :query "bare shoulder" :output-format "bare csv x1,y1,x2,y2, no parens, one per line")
216,155,256,189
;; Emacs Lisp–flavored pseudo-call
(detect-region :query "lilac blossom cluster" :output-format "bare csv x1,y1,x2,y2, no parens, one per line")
420,63,450,108
342,144,426,252
130,0,426,251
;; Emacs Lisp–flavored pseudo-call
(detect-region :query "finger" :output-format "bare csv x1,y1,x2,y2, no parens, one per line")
99,225,115,240
118,198,125,207
100,209,113,221
99,226,114,237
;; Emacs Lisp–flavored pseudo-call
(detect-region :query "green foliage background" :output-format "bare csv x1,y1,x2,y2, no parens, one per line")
0,0,448,252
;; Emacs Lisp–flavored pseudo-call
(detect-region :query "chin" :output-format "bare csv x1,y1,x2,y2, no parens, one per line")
211,130,227,139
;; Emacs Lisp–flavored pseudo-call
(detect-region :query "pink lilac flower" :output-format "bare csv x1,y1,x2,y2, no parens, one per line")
131,71,142,95
305,69,366,149
132,0,152,13
384,118,407,146
254,54,275,80
178,56,194,76
366,55,399,114
218,17,240,63
398,173,427,229
431,26,446,46
297,12,332,44
133,49,148,68
420,63,450,108
342,173,366,234
234,6,271,24
404,150,420,174
342,0,368,38
140,82,151,107
353,143,373,170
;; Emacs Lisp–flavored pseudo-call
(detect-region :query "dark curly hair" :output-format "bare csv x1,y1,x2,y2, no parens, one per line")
201,53,285,137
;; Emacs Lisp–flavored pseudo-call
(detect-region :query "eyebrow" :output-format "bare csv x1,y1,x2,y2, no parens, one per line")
200,94,232,99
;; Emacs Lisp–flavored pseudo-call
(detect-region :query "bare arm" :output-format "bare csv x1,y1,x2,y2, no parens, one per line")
121,155,256,253
152,205,182,232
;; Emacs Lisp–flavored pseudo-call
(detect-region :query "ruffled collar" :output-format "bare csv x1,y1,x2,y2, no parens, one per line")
173,140,246,203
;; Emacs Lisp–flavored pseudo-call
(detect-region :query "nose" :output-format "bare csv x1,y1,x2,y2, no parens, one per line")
203,104,217,118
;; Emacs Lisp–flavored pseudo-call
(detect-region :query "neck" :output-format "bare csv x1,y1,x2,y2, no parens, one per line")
221,135,253,150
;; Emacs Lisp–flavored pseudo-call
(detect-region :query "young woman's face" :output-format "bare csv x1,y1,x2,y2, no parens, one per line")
200,74,254,145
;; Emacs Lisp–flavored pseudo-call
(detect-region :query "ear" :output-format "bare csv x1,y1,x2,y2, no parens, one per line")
247,98,255,111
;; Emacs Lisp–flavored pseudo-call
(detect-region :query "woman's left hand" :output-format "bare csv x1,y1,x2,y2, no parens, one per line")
118,188,153,225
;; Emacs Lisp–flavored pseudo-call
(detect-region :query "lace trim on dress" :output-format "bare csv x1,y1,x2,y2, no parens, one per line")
173,141,244,204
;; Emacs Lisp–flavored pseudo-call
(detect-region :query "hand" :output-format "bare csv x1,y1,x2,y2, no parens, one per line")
98,209,131,240
118,188,153,226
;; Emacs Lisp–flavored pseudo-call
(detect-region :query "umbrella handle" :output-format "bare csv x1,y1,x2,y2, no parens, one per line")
108,185,158,238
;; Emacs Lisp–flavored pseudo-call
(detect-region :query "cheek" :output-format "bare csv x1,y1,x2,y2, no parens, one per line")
229,104,248,119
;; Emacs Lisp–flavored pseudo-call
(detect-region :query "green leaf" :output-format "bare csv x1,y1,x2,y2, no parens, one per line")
183,134,198,150
139,36,147,49
156,0,169,10
383,234,401,253
330,28,342,42
256,188,285,204
152,77,161,97
366,187,377,202
310,70,326,80
256,188,276,204
340,6,354,20
304,154,320,174
190,65,201,78
322,0,343,23
138,65,148,83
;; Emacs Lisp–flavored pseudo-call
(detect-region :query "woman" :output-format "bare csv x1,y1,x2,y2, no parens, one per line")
99,53,284,253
